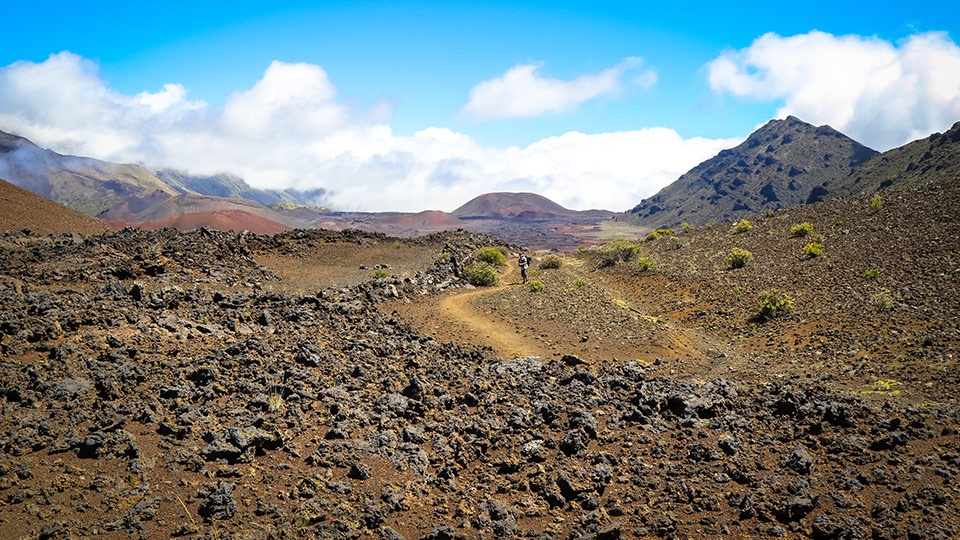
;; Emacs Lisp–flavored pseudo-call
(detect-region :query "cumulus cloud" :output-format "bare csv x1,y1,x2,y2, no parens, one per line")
0,52,730,212
707,31,960,150
461,57,656,120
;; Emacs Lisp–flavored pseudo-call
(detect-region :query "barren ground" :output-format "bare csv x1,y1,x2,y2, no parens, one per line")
0,178,959,539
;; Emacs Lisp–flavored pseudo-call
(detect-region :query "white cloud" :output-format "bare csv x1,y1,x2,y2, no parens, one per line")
461,57,656,120
707,31,960,150
0,52,731,213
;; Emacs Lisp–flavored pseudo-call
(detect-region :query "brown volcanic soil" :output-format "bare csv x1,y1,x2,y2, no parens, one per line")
398,178,960,401
137,209,294,235
0,178,959,539
0,178,112,236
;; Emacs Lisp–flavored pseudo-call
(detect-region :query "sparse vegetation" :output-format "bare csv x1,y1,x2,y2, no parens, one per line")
727,248,753,269
575,279,587,287
645,228,675,241
757,290,794,320
268,385,285,413
474,246,506,266
638,256,655,271
871,289,895,312
732,219,753,234
870,194,883,213
864,268,881,279
681,222,696,233
527,280,545,292
539,255,563,269
790,222,814,237
802,241,823,258
371,269,389,279
596,239,642,268
464,262,499,286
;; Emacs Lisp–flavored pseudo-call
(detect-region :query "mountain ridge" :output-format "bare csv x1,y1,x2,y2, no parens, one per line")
0,129,325,215
627,116,878,228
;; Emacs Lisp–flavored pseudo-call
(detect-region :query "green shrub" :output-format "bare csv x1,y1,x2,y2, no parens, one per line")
731,219,753,234
706,221,717,230
790,222,814,237
638,256,655,271
575,279,587,287
727,248,753,269
864,268,880,279
870,194,883,213
802,242,822,258
527,280,545,292
475,246,506,266
539,255,563,269
681,222,696,233
371,269,390,279
645,229,675,241
596,239,641,267
757,291,794,319
464,262,499,286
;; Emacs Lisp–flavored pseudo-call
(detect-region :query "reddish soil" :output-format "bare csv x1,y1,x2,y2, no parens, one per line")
0,178,112,236
137,210,293,235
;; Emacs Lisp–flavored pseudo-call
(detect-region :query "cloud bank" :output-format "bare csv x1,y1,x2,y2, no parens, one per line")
0,52,727,212
461,57,656,120
707,31,960,151
3,30,955,214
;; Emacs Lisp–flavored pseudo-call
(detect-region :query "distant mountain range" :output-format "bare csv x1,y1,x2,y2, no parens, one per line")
0,130,322,217
2,116,959,248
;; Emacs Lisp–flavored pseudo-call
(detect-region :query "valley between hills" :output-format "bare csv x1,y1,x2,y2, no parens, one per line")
0,117,959,538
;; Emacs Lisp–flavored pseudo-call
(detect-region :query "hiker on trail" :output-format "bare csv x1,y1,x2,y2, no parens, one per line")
518,253,529,283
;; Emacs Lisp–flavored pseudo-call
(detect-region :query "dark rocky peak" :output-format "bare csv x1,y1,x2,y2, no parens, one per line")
627,116,878,229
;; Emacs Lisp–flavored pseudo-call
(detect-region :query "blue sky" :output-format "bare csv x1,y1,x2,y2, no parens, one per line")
2,1,959,212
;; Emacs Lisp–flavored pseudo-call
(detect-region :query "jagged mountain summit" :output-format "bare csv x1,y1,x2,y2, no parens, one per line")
628,116,878,229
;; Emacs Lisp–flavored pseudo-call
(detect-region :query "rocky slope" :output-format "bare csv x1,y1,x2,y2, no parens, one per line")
823,119,960,198
1,168,958,538
628,116,878,229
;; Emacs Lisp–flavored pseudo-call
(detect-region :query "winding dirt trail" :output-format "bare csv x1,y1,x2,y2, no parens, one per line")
390,261,555,360
435,263,550,359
